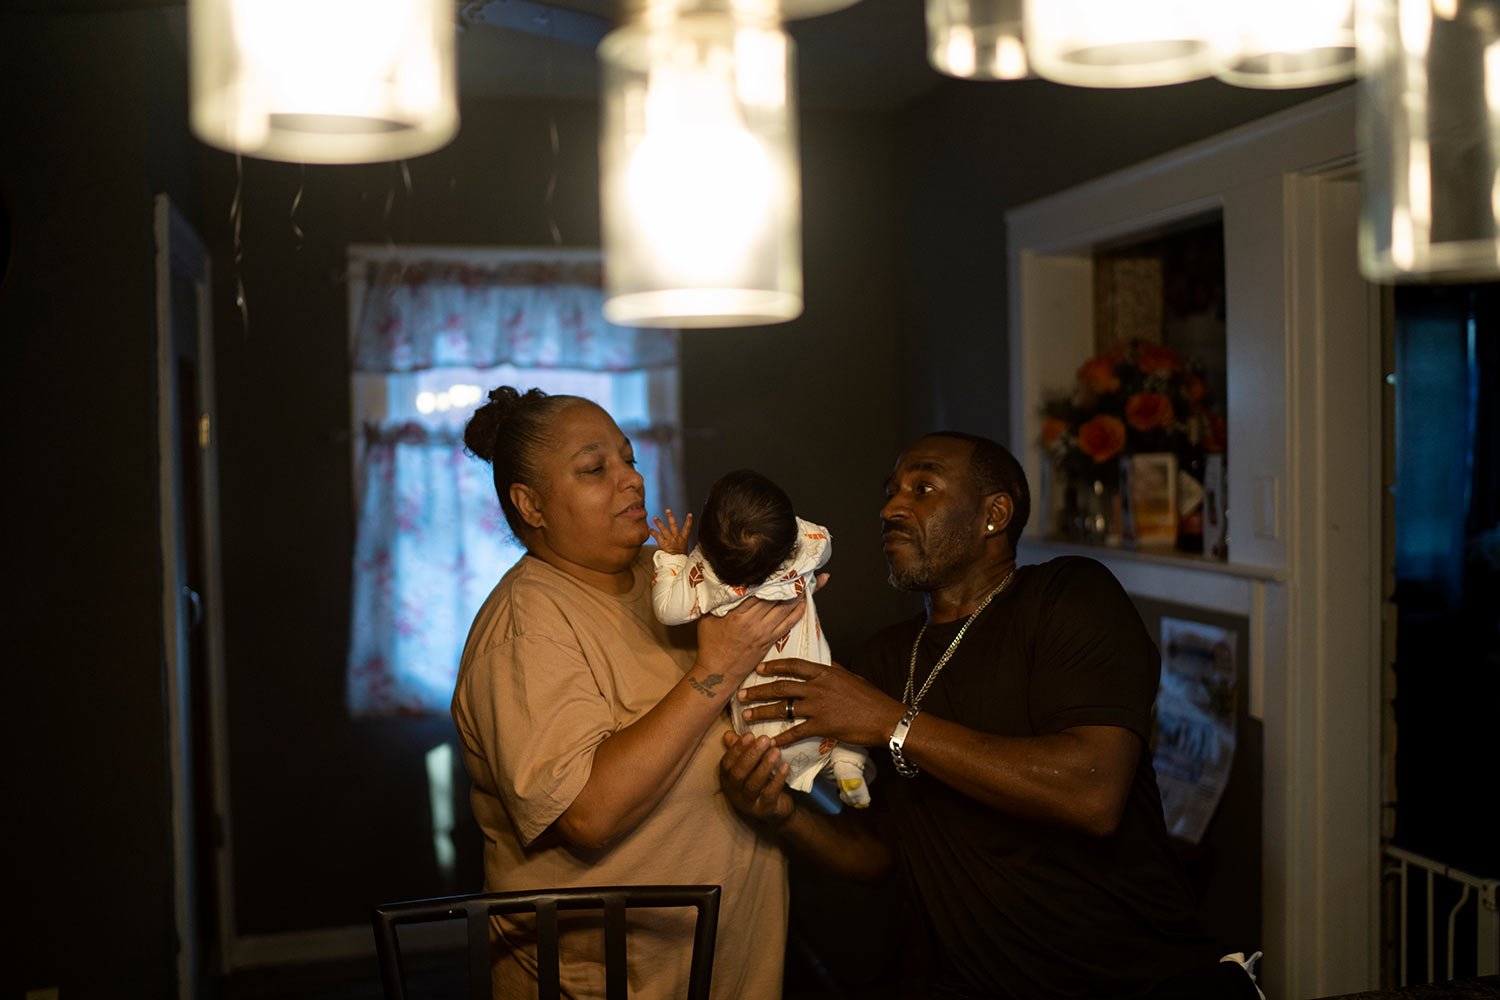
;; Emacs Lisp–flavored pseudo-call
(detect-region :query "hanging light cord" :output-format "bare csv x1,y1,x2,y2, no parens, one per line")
290,164,305,251
230,153,249,333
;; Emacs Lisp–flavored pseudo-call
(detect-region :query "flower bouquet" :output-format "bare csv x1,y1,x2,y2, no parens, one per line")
1039,338,1225,545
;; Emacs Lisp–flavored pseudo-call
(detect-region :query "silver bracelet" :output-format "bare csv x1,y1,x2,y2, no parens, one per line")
888,705,921,778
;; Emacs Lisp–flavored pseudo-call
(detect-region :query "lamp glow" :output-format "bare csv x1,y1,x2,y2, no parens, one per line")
1024,0,1213,87
189,0,457,163
1211,0,1355,87
1358,0,1500,280
599,13,802,327
926,0,1030,80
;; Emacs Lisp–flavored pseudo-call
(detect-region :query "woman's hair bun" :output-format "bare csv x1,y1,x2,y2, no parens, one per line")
464,385,550,462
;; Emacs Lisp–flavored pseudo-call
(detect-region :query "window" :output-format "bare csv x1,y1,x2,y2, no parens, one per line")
344,247,681,717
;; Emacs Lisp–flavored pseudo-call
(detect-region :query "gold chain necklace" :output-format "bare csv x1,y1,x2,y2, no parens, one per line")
902,567,1017,711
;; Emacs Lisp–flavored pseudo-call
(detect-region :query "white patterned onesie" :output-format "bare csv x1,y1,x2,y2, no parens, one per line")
650,518,874,808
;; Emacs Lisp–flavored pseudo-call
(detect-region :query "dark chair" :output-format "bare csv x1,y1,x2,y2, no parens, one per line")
372,884,721,1000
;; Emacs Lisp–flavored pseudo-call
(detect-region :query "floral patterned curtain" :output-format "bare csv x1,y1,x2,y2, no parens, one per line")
346,258,680,718
350,259,677,373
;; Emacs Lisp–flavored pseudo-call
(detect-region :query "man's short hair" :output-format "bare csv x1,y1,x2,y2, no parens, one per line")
926,431,1031,548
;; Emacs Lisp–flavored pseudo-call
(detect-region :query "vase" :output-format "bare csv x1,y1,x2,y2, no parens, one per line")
1078,478,1110,544
1057,474,1113,544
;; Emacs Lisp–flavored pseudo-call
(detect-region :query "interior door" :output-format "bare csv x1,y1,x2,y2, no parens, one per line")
155,193,233,998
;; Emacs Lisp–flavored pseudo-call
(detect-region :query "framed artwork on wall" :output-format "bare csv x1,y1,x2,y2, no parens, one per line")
1126,451,1178,549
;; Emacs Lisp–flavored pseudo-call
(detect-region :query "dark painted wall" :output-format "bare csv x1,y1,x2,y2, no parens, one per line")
3,9,197,999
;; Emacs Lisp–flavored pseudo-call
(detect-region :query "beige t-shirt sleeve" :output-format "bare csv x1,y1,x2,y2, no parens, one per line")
465,614,619,847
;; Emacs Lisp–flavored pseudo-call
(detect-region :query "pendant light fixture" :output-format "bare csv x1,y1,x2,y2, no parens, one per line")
598,0,854,328
1211,0,1356,88
189,0,458,164
1358,0,1500,280
1023,0,1214,88
926,0,1030,80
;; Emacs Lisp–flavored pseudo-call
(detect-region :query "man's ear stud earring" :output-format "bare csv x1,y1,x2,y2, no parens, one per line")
987,523,995,532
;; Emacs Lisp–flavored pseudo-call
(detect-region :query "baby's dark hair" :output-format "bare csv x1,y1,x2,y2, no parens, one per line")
463,386,590,538
698,469,799,589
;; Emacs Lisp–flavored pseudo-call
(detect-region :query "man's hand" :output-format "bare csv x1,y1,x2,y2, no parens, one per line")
695,595,805,687
720,728,895,881
649,508,693,555
719,732,795,829
737,657,906,748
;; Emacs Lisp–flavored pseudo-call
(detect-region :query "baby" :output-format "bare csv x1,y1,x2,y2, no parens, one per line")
649,469,873,809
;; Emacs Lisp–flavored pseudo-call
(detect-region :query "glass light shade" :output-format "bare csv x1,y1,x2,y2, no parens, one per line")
1211,0,1356,88
1024,0,1213,87
598,14,802,328
189,0,457,163
926,0,1030,80
1358,0,1500,280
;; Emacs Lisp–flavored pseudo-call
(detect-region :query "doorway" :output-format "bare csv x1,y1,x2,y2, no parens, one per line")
1381,282,1500,984
156,193,234,998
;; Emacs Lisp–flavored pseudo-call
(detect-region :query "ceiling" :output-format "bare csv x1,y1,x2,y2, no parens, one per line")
18,0,942,113
455,0,942,111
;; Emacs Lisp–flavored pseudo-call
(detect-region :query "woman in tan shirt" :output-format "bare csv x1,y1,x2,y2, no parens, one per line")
450,386,804,999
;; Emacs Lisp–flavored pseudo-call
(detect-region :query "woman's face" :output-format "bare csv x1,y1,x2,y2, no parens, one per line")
524,402,649,578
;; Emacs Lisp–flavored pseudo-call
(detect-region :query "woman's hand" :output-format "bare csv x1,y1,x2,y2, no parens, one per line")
737,657,905,747
649,508,693,555
695,595,806,687
718,731,795,830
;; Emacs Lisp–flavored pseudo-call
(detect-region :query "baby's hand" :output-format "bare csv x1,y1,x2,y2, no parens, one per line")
650,508,694,555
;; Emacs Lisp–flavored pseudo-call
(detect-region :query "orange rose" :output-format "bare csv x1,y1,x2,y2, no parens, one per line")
1135,342,1181,375
1076,356,1120,395
1077,415,1126,463
1183,373,1208,404
1125,392,1175,431
1040,417,1069,448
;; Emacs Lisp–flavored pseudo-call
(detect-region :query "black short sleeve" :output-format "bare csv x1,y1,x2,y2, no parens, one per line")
1027,557,1160,741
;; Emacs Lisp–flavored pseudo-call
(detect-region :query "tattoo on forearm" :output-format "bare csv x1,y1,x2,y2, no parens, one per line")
690,673,725,698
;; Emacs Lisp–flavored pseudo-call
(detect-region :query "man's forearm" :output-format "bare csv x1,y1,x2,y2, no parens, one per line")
776,802,892,882
895,715,1139,837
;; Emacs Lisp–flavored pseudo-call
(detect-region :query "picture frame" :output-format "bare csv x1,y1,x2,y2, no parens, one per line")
1127,451,1178,549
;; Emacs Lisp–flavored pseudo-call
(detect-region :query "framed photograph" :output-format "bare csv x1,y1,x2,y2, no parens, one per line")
1151,616,1240,844
1128,452,1178,549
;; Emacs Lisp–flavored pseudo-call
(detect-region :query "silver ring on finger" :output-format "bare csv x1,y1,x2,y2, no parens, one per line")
783,698,795,722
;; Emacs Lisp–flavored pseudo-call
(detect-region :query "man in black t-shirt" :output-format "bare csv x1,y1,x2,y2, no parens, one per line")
719,431,1263,999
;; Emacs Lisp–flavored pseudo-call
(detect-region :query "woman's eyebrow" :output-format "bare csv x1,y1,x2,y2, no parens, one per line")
569,441,605,460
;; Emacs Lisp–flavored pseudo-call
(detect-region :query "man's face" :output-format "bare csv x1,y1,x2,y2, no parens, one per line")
880,436,988,592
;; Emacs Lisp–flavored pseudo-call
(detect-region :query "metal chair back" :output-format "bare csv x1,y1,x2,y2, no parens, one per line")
372,883,721,1000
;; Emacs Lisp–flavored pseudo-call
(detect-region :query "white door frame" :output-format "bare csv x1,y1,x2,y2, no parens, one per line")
1280,164,1386,996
